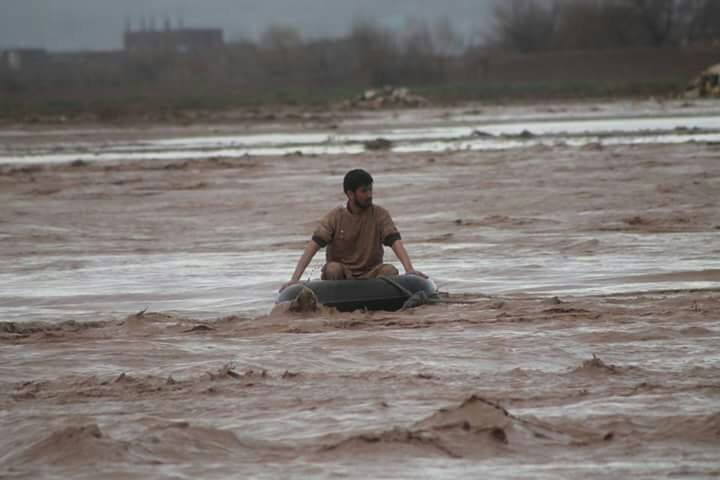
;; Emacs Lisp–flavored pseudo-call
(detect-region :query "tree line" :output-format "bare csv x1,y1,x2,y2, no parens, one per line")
490,0,720,53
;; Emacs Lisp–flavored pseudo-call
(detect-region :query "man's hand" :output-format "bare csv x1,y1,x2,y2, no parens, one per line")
406,270,428,279
279,280,302,292
391,240,427,280
282,241,322,293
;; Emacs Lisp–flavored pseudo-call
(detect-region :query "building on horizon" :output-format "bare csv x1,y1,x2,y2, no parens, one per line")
123,25,224,54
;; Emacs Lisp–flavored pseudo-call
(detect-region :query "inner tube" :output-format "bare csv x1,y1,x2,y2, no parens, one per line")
277,274,437,312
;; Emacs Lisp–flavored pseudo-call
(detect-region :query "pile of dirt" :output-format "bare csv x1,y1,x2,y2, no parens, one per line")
685,64,720,99
340,87,429,109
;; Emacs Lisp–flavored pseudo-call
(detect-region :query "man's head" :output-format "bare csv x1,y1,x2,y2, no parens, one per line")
343,169,373,210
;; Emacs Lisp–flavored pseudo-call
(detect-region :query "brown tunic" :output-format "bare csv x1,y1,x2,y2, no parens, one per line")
312,203,401,278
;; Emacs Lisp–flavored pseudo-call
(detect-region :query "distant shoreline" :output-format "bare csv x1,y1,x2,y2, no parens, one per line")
2,45,714,126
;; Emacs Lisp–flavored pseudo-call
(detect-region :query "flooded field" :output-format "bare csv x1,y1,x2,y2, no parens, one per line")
3,101,720,165
1,100,719,478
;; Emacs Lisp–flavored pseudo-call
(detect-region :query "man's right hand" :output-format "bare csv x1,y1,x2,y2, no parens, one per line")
279,280,301,292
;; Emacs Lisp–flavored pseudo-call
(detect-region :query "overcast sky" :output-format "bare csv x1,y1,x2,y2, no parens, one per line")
0,0,495,51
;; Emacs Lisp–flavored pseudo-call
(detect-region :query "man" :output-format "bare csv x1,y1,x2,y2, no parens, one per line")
280,169,425,291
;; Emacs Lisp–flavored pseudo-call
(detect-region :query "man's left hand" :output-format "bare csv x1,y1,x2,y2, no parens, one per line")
406,270,428,278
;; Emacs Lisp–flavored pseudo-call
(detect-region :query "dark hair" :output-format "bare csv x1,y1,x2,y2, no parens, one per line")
343,169,373,193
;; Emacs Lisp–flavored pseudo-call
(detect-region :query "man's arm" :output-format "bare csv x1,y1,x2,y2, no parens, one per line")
390,239,427,278
280,240,321,291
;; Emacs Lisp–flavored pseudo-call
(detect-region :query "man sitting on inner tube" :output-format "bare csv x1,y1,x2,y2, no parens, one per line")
280,169,426,291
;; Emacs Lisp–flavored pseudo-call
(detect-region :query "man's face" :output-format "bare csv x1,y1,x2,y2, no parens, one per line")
348,184,373,209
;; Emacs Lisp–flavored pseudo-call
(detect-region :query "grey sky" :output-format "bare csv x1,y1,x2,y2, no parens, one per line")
0,0,495,51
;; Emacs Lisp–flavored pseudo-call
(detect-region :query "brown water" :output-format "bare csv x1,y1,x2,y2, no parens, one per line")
1,103,720,478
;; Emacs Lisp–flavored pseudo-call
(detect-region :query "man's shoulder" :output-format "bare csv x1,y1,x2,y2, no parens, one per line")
322,205,346,219
371,204,392,217
331,204,347,215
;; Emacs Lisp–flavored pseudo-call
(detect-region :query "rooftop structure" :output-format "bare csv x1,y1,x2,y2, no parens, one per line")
123,26,224,54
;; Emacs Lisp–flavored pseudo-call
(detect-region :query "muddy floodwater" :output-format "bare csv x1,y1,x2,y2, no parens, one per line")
1,100,719,479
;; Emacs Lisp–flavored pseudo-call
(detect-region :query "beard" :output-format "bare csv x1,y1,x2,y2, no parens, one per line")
355,197,372,209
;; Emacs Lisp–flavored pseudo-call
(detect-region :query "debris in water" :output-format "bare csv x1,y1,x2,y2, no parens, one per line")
289,287,319,313
364,138,393,151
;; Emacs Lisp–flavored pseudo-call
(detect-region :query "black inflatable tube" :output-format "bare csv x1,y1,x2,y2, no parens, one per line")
277,274,437,312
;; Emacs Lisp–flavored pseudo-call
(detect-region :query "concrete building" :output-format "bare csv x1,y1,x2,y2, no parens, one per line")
124,27,224,54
